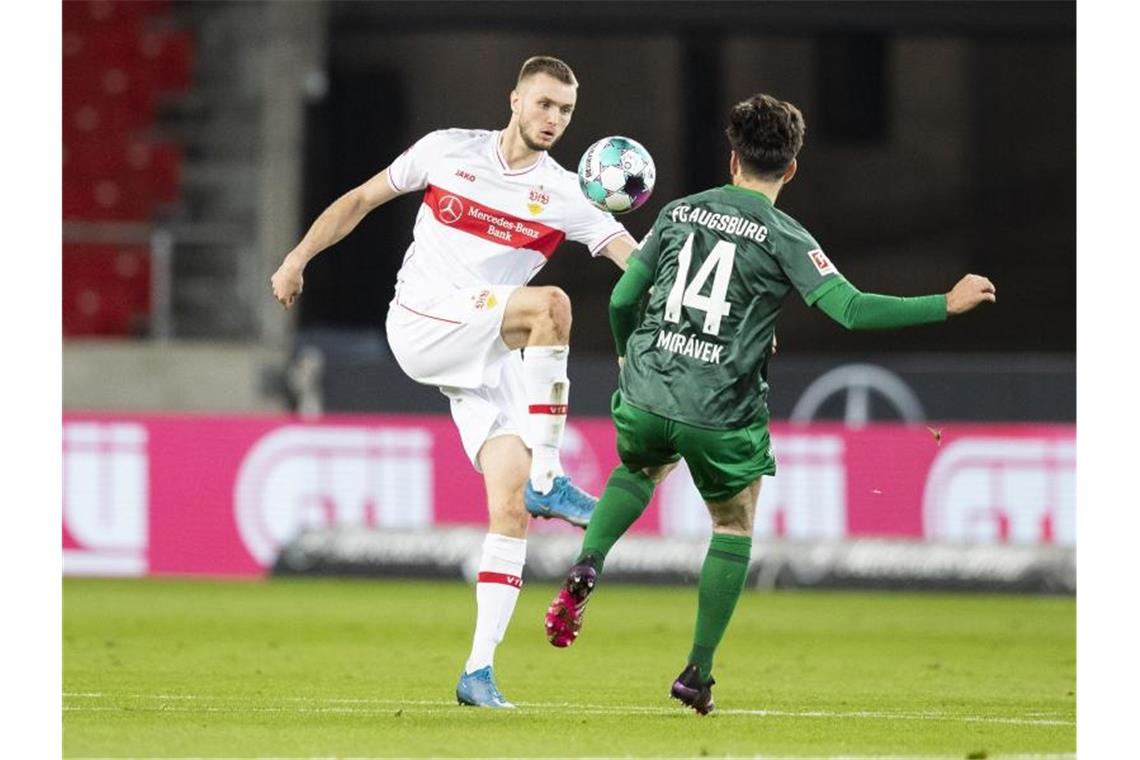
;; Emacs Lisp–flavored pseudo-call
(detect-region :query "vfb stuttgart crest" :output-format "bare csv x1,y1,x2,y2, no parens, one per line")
527,187,550,216
472,289,498,311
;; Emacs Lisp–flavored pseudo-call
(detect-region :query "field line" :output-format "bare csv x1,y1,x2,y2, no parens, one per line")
62,692,1074,727
64,754,1077,760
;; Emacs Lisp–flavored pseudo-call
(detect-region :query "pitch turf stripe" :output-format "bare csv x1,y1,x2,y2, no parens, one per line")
65,756,1078,760
62,694,1074,726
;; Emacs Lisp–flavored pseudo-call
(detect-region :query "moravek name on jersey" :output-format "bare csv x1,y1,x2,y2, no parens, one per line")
655,329,724,364
671,205,768,243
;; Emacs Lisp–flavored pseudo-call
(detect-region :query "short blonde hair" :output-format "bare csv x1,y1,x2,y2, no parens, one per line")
517,56,578,87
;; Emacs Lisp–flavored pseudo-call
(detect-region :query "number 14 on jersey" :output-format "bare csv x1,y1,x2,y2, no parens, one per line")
664,233,737,336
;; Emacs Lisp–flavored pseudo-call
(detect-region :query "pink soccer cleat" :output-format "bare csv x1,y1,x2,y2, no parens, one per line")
545,563,597,647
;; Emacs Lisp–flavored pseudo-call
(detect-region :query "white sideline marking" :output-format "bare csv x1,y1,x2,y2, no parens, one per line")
62,756,1076,760
62,692,1074,727
64,756,1076,760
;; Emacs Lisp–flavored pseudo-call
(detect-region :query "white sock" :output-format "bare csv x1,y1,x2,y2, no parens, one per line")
523,345,570,494
464,534,526,674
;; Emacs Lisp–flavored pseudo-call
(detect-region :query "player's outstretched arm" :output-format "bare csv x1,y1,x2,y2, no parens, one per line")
270,169,403,309
813,274,995,330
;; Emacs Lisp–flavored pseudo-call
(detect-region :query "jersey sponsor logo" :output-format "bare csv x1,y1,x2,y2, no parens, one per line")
471,289,498,311
807,248,837,275
437,194,466,225
423,184,567,258
655,328,724,364
455,169,477,183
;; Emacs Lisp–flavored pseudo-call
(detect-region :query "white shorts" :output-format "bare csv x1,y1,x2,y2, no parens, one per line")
386,284,529,470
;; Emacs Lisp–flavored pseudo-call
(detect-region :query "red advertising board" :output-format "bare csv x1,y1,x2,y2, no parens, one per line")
62,414,1075,577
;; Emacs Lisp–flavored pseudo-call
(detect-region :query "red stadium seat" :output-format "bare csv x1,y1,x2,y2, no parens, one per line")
64,137,183,212
141,30,194,92
62,26,144,71
63,175,156,221
62,244,152,336
63,69,158,135
63,0,171,31
61,1,190,224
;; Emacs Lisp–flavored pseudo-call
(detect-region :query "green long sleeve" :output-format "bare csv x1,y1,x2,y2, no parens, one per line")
609,256,655,356
812,277,947,330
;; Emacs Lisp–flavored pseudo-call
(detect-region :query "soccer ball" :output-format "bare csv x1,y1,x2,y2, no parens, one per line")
578,136,656,214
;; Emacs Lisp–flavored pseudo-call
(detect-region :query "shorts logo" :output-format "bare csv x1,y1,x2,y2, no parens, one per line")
807,249,837,275
438,194,465,225
472,289,498,311
527,187,550,216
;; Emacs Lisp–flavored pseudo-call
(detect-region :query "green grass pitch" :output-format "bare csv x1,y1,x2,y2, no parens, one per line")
64,577,1075,758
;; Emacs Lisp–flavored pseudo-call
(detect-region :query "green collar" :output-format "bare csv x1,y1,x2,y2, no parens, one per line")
722,183,775,206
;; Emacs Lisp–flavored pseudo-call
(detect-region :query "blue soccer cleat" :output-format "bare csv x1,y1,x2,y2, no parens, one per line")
456,666,515,708
524,475,597,528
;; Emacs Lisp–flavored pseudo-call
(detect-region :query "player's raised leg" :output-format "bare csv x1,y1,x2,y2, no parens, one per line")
546,463,665,646
456,435,530,709
501,286,596,525
671,478,761,715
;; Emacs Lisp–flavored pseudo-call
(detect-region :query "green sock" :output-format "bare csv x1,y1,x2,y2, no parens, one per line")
575,465,655,574
688,532,753,681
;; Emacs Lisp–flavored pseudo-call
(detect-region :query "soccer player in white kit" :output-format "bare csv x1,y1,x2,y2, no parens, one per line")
270,56,637,707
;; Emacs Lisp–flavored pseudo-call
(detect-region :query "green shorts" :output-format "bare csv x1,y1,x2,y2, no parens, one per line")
610,391,776,502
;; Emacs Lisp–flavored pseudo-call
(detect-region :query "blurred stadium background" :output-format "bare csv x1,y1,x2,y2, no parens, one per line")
62,1,1074,594
58,1,1080,756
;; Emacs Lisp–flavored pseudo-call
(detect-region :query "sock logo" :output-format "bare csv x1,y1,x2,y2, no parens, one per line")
477,572,523,588
529,404,568,415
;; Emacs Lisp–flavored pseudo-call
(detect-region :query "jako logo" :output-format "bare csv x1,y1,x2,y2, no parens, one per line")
233,426,435,565
922,437,1075,546
62,422,149,576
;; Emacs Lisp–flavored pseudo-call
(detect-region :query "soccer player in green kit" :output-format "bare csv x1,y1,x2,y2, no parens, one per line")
544,93,997,714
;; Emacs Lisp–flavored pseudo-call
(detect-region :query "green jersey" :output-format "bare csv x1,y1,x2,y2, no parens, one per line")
619,184,842,430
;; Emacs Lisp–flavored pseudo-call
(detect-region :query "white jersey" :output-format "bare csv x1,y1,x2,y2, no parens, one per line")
386,128,628,305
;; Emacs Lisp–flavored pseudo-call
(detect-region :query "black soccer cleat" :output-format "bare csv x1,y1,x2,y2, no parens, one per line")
670,664,716,715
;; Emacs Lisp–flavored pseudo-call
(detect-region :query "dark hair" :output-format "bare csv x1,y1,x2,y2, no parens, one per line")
726,94,805,179
517,56,578,87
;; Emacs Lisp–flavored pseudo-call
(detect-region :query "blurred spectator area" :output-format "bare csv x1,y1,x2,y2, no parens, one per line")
60,2,1075,416
63,0,191,337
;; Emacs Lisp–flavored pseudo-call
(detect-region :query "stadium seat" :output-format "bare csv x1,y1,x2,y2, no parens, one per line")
141,31,194,93
62,244,152,336
64,137,183,205
62,0,189,334
63,0,171,31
